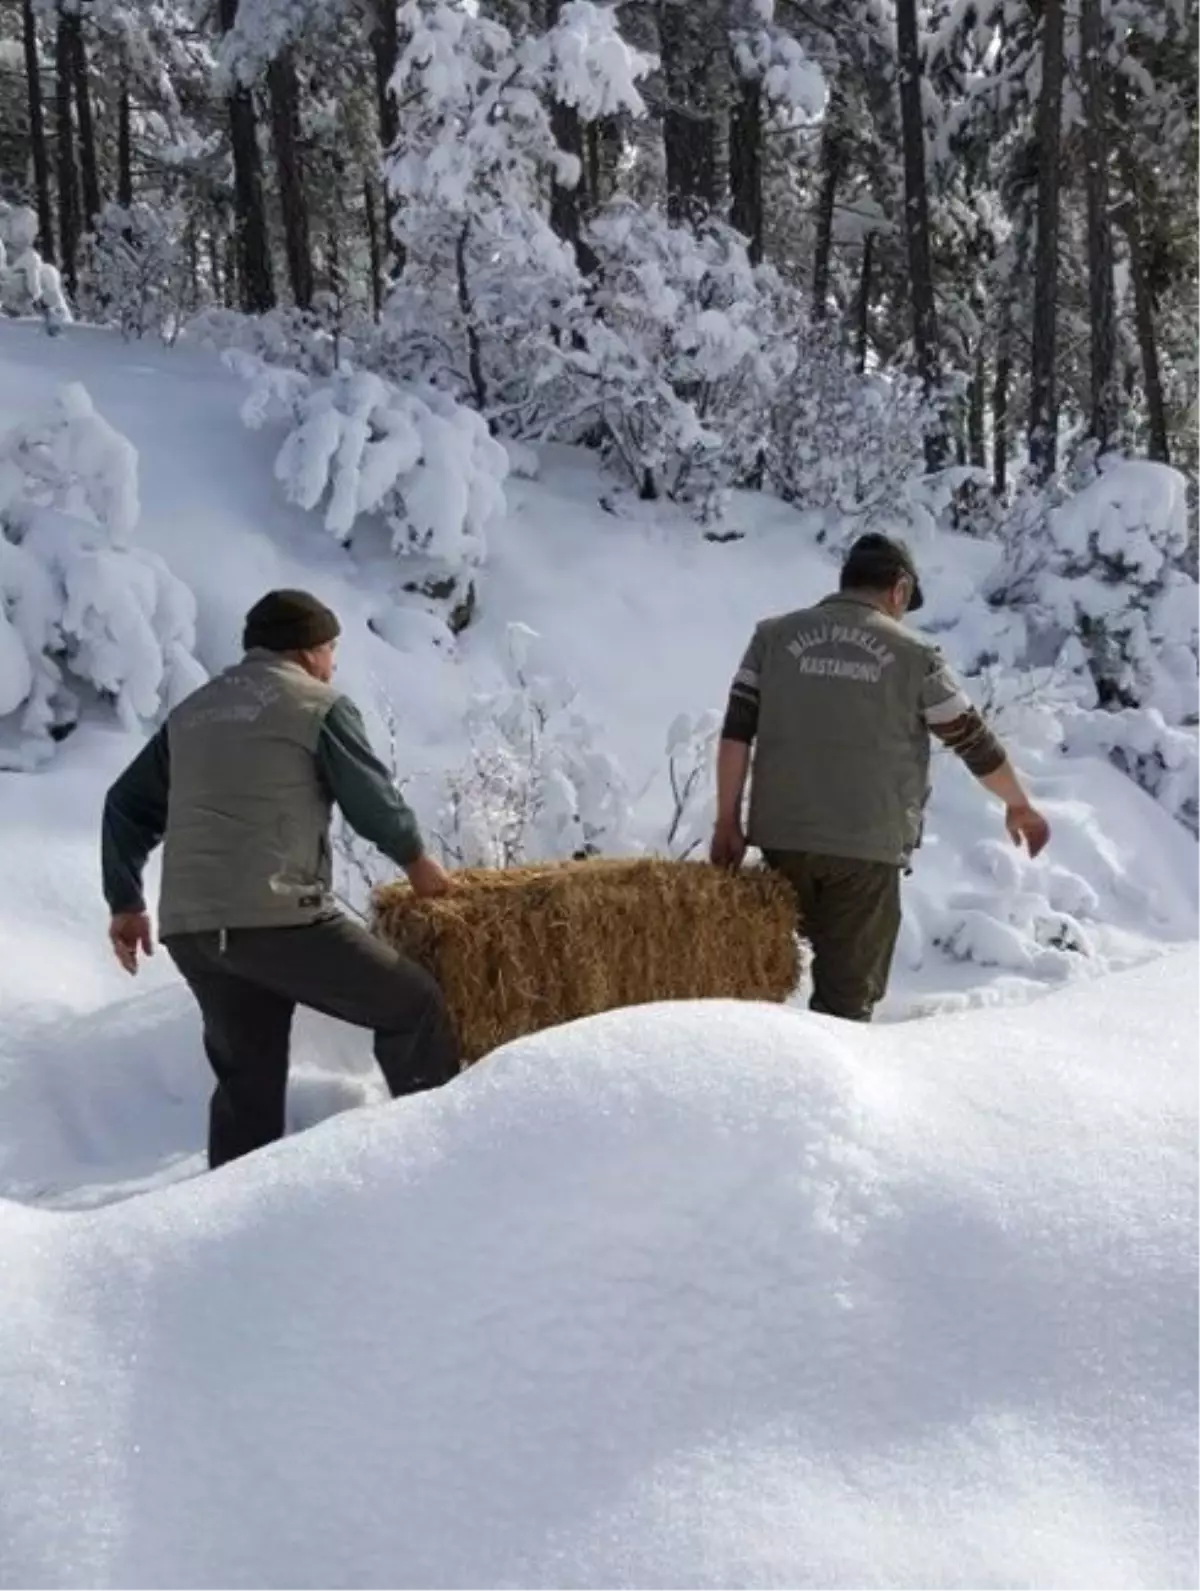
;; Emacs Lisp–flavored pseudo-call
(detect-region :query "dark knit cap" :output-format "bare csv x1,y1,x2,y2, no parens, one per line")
840,533,924,612
243,589,341,653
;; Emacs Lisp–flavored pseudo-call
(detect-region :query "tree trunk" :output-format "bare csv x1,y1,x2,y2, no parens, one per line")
895,0,945,468
1027,0,1065,482
584,118,622,207
186,217,199,311
364,173,383,321
993,316,1011,497
854,231,874,374
658,0,720,225
218,0,275,313
968,344,986,470
729,75,763,264
811,102,845,320
117,77,133,208
370,0,402,267
1080,0,1117,451
1117,178,1170,464
370,0,400,155
207,224,221,302
223,233,237,309
456,223,487,412
21,0,55,261
544,0,596,272
267,50,314,310
54,11,80,293
68,11,101,230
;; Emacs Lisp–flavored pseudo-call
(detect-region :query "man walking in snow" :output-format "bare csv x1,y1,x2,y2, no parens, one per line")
711,533,1050,1022
102,589,460,1168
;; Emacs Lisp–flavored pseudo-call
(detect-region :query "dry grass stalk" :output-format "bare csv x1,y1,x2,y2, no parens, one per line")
372,857,801,1065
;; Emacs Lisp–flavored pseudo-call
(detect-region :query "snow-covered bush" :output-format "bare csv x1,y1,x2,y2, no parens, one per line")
989,460,1199,722
766,327,943,537
433,623,629,867
233,358,509,572
660,709,722,859
0,205,71,333
1061,705,1199,836
79,202,188,342
0,385,203,768
188,303,348,378
560,205,796,518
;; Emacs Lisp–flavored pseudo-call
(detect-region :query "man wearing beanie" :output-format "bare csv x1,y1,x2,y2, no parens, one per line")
711,534,1051,1022
101,589,459,1169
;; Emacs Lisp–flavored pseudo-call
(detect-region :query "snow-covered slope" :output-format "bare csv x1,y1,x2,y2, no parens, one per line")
0,319,1196,1194
0,321,1196,1591
1,955,1196,1590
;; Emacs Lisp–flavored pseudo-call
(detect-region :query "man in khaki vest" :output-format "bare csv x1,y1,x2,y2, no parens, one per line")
102,589,459,1168
711,534,1050,1021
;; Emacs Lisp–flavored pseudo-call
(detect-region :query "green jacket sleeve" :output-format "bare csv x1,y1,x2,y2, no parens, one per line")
102,725,171,914
317,696,425,868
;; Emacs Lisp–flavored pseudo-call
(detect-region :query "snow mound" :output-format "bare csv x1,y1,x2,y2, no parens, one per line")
0,956,1194,1589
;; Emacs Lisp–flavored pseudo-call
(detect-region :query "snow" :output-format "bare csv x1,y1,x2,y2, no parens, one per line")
0,314,1196,1590
538,0,654,120
1053,456,1190,576
0,381,203,761
0,319,1195,999
0,957,1195,1587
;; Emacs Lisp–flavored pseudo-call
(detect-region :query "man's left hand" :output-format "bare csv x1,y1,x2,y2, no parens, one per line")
1005,802,1051,859
109,911,155,975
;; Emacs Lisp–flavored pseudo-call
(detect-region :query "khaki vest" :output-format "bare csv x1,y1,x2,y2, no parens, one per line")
159,652,340,936
746,595,936,866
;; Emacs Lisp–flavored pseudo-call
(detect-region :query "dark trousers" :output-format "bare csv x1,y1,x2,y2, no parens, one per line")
763,850,902,1022
165,915,460,1169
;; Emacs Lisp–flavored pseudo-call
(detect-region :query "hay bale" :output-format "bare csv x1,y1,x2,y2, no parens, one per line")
372,858,801,1065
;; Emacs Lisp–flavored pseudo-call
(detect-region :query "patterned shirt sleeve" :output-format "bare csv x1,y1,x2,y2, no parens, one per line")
721,626,765,744
920,654,1006,777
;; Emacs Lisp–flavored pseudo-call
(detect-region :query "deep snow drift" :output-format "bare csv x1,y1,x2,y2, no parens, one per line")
1,955,1196,1590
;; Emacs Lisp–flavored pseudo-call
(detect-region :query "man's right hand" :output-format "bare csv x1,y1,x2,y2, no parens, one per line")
1006,801,1051,859
710,819,747,871
405,854,454,898
109,911,154,975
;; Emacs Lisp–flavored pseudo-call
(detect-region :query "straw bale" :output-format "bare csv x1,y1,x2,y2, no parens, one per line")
372,857,801,1065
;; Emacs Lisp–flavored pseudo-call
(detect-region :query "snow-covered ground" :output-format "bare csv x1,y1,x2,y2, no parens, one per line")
0,322,1197,1587
0,317,1196,1173
1,956,1196,1589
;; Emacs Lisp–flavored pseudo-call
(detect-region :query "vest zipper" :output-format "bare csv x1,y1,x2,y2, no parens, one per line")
219,928,228,955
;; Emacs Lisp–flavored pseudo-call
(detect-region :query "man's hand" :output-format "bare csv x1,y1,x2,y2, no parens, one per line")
405,854,454,899
710,819,747,871
109,911,154,975
1006,801,1051,859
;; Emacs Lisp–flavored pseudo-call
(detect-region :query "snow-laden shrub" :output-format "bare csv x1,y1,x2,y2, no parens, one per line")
766,327,943,537
660,709,723,859
0,385,203,768
232,357,509,570
1061,705,1199,836
561,203,796,518
433,623,629,867
79,202,187,342
989,459,1199,721
0,205,71,332
188,303,348,377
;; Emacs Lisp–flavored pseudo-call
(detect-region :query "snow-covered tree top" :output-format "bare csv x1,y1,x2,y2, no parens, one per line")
0,384,140,546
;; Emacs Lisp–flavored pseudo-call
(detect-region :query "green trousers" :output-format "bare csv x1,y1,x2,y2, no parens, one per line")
763,849,902,1022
